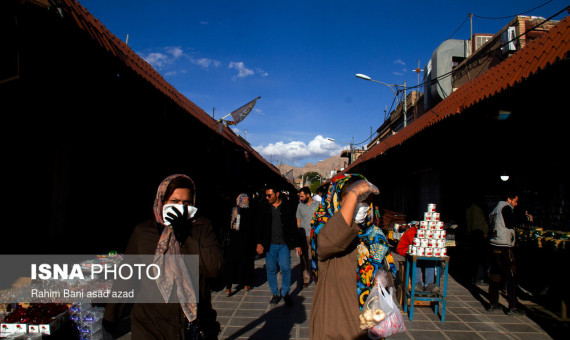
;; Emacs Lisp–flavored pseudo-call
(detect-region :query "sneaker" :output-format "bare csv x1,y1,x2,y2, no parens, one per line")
414,283,424,292
283,294,293,306
426,283,440,294
506,307,525,316
486,304,501,313
269,295,282,304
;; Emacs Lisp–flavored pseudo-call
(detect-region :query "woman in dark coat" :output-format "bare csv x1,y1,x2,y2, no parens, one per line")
223,193,255,295
103,174,223,339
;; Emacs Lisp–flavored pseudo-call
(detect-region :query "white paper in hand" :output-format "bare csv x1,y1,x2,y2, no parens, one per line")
162,204,197,226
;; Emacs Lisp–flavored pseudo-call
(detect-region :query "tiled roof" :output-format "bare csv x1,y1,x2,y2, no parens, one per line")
55,0,284,178
346,15,570,171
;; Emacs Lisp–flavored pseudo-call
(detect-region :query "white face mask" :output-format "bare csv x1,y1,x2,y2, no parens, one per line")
162,204,198,226
354,203,370,224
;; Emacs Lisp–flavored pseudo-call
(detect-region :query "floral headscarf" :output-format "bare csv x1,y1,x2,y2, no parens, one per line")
310,173,390,310
153,174,197,322
230,193,249,230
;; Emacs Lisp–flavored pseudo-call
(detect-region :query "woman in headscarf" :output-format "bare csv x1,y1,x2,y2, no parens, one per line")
223,193,255,295
309,173,396,340
103,174,223,340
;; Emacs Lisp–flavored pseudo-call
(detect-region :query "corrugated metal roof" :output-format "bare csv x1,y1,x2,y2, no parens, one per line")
55,0,284,178
346,15,569,171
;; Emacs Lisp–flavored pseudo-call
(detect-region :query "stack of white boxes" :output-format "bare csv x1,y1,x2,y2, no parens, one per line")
408,203,447,257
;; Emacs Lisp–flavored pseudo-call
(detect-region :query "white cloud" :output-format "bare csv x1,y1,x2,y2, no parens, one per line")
140,46,184,69
192,57,221,68
256,67,269,77
254,135,347,163
393,71,403,76
308,135,344,154
394,59,406,65
229,61,255,79
142,52,169,68
140,46,224,74
166,46,183,58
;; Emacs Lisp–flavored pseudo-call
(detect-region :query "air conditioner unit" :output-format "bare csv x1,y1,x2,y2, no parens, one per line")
501,27,517,53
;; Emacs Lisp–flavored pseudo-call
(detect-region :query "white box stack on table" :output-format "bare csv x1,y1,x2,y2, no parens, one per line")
407,203,447,257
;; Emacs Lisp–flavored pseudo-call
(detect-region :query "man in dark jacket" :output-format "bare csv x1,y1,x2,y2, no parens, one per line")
486,191,532,316
256,185,302,306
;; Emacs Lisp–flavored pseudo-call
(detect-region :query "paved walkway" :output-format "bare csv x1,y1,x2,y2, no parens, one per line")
213,251,566,340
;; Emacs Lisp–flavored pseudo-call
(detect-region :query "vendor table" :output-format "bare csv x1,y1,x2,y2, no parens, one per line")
403,255,449,322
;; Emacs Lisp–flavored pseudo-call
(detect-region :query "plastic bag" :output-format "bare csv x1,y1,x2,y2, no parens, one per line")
368,286,406,339
359,270,391,331
359,285,386,331
374,267,391,288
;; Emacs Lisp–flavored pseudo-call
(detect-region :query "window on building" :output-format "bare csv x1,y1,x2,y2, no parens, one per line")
475,36,492,51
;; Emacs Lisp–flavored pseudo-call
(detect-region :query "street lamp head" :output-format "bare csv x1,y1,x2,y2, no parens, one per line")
355,73,372,81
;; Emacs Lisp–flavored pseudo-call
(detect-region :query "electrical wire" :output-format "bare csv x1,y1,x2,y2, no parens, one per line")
447,15,470,40
395,5,568,93
356,5,568,147
473,0,554,20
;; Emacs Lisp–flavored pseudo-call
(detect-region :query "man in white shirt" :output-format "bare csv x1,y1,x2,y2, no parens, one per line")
296,187,320,287
312,187,325,203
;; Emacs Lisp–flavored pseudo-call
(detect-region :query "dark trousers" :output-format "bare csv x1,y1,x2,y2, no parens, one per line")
488,246,518,309
298,230,311,285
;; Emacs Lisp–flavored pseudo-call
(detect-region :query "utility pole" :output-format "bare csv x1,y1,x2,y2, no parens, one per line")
469,13,473,44
350,137,355,164
403,81,407,127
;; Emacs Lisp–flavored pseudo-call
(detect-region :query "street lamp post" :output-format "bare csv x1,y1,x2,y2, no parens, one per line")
355,73,407,127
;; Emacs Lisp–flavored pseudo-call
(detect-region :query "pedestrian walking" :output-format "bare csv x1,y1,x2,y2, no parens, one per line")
256,185,302,306
310,174,395,339
103,174,223,339
223,193,255,295
296,187,320,287
486,191,531,315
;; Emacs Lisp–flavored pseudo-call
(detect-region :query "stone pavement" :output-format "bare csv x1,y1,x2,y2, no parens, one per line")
212,251,566,340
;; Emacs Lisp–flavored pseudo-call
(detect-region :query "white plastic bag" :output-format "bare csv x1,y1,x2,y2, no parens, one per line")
368,286,406,339
359,285,387,331
359,269,391,331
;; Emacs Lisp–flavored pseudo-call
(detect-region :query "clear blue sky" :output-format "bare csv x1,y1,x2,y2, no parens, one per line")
79,0,567,166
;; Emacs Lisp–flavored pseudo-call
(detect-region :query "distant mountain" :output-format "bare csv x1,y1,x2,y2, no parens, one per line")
277,155,349,182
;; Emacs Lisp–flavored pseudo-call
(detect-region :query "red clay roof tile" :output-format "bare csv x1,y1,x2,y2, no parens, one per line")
346,16,569,171
55,0,284,178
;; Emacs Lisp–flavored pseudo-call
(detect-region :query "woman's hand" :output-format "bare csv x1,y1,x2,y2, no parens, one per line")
341,180,379,226
165,206,192,244
346,179,380,202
